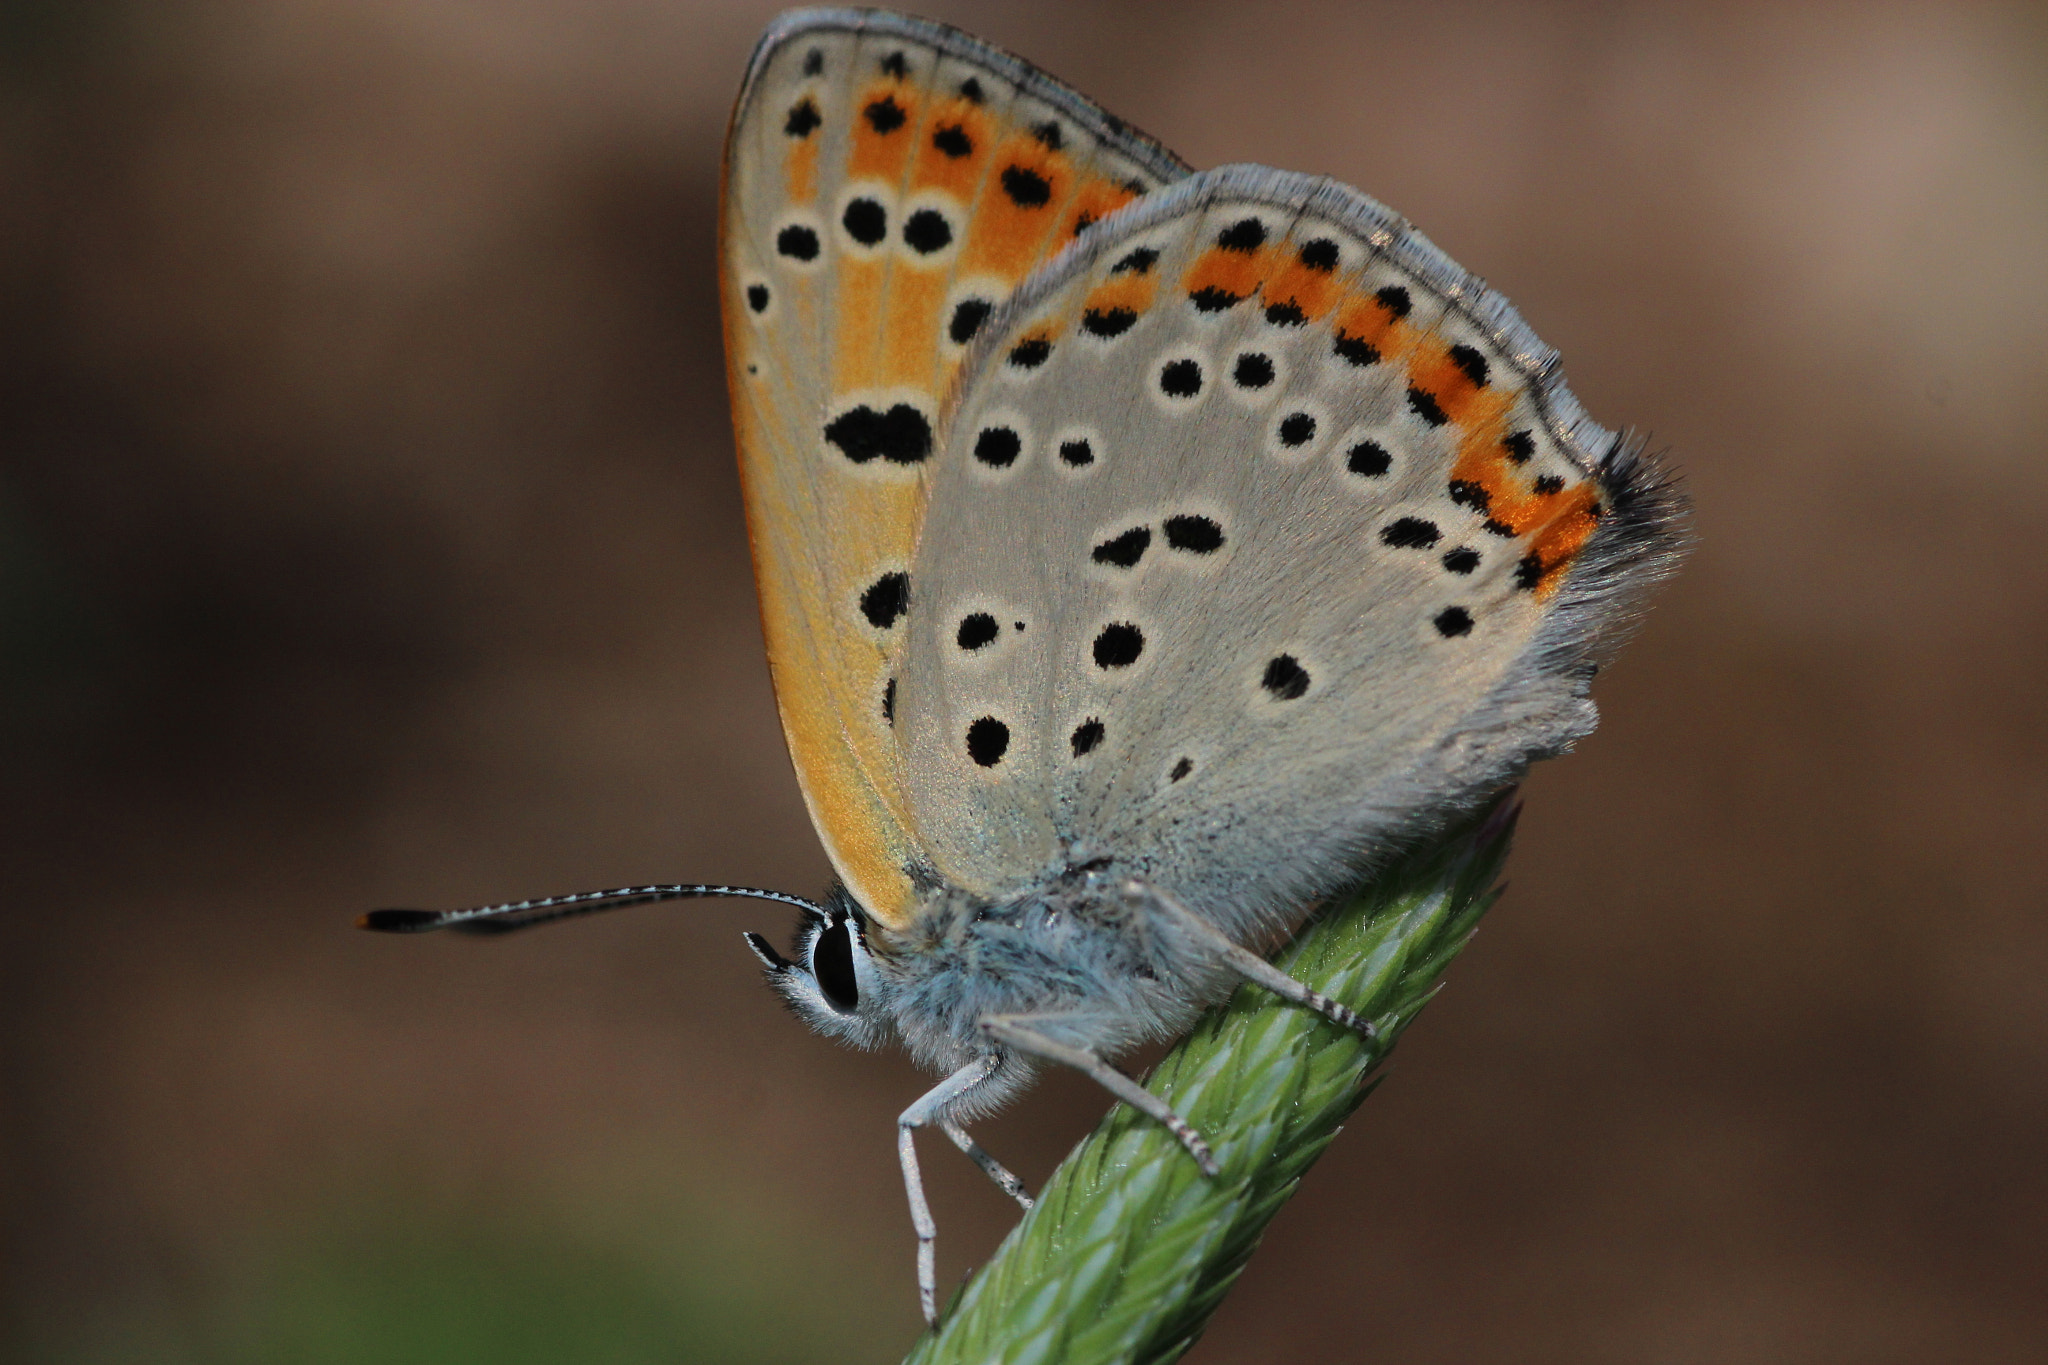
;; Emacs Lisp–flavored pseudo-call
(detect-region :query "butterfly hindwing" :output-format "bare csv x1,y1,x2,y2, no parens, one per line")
894,165,1684,929
720,9,1191,924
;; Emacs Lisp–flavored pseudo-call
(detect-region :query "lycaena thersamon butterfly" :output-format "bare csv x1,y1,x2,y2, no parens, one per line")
363,6,1687,1324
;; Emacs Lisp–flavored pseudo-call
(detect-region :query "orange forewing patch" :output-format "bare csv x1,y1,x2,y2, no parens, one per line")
785,128,820,205
1062,178,1141,243
959,135,1073,279
723,378,921,923
831,259,889,394
879,267,950,388
909,98,992,199
848,82,920,182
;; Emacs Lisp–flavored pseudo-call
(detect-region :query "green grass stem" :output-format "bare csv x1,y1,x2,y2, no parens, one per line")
902,799,1518,1365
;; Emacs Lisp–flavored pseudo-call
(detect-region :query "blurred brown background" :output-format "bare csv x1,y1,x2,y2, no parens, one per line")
3,1,2044,1361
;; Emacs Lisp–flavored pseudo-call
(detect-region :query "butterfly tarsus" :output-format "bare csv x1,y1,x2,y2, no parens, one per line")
978,1015,1221,1178
1133,882,1380,1043
942,1121,1033,1210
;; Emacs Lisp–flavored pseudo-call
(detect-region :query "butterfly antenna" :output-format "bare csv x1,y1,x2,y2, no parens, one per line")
359,884,826,936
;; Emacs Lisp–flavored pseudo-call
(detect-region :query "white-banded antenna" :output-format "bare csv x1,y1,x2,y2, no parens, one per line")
359,884,825,936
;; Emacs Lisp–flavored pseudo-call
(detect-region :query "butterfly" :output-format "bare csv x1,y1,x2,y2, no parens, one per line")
363,6,1686,1324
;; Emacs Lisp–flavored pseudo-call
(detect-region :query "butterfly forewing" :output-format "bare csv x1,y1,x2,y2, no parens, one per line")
720,10,1190,925
896,166,1677,930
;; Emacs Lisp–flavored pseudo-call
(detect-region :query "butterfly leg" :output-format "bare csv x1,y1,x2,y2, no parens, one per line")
1135,882,1378,1041
940,1121,1033,1210
898,1054,1005,1325
978,1015,1221,1177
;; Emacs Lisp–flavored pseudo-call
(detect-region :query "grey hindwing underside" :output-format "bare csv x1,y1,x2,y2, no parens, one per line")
894,165,1688,941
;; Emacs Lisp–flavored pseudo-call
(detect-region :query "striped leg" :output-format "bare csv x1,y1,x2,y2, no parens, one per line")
1135,881,1378,1041
941,1121,1033,1209
897,1054,1004,1325
978,1015,1219,1177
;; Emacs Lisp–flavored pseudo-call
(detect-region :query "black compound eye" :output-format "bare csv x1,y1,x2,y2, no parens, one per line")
810,918,860,1012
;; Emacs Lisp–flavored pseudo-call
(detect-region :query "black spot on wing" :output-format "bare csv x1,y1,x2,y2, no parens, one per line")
1381,517,1441,549
1407,387,1448,427
1070,719,1104,756
1262,654,1310,700
824,405,930,464
1333,333,1380,366
957,613,999,651
966,716,1009,766
1163,515,1224,553
1298,238,1340,271
1092,526,1151,568
1232,352,1275,389
784,99,821,138
1083,307,1137,338
903,209,952,254
1448,480,1491,513
1008,337,1052,369
1448,344,1490,386
863,96,906,134
842,198,887,246
859,572,908,629
1001,165,1052,208
1093,623,1144,669
1158,358,1203,398
948,298,992,344
973,426,1022,468
1217,218,1265,252
1346,440,1391,477
776,224,820,261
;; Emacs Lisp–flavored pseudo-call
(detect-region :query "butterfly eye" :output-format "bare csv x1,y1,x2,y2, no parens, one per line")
810,917,860,1012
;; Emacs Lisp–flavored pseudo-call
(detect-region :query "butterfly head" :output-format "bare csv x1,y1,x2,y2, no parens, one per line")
745,888,896,1049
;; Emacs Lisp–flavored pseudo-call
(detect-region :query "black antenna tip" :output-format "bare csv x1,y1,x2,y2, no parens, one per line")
360,908,445,933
